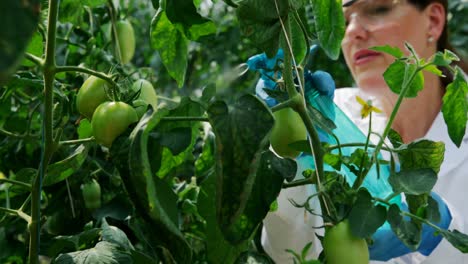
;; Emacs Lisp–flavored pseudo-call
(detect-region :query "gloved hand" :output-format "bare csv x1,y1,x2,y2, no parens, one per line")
369,192,452,261
246,45,336,107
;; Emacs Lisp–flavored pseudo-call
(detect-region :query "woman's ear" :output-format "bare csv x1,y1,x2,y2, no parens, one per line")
425,2,446,42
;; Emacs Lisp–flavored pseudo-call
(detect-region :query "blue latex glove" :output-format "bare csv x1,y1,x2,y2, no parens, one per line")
369,192,452,261
247,45,335,107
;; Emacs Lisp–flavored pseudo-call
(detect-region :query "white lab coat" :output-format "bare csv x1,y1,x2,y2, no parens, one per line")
261,87,468,263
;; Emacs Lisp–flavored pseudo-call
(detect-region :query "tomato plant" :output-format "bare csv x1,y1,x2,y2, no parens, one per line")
91,101,138,147
0,0,467,264
323,220,369,264
270,107,307,158
76,76,110,119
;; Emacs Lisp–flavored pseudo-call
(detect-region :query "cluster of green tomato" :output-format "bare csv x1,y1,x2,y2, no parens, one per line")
76,76,158,148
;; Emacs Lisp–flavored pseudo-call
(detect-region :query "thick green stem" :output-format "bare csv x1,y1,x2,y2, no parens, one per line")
60,137,95,145
29,0,59,263
277,8,329,215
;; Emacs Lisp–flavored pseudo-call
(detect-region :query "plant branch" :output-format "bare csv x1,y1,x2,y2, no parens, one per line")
55,66,118,87
0,179,32,190
60,137,95,145
283,177,317,189
0,207,31,223
24,53,44,67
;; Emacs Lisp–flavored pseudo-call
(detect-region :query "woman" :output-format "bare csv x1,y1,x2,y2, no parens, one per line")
261,0,468,263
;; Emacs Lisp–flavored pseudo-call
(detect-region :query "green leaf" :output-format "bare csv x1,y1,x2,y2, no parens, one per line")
198,171,250,264
207,94,275,244
0,0,40,84
440,229,468,253
348,189,387,238
110,108,192,263
431,49,460,67
383,60,424,97
310,0,345,60
165,0,216,40
101,218,134,251
388,168,437,195
442,68,468,147
387,204,422,250
370,45,404,59
54,241,132,264
150,9,188,88
59,0,84,23
236,0,295,57
78,119,93,139
44,145,89,186
396,139,445,173
290,14,307,65
422,64,444,77
47,228,102,257
388,129,403,148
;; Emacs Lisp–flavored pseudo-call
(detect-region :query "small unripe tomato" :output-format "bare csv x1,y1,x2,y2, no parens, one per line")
116,20,135,64
76,76,110,120
132,79,158,110
91,101,138,147
323,220,369,264
269,108,307,158
81,179,101,210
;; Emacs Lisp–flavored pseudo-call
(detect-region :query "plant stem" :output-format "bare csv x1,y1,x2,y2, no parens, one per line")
283,177,317,188
0,207,31,223
24,53,44,67
55,66,117,87
0,179,32,190
60,137,95,145
29,0,59,263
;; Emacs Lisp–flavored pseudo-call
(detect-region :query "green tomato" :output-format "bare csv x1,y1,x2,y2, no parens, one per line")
91,101,138,147
76,76,110,119
132,79,158,109
116,20,135,64
81,179,101,210
323,220,369,264
269,108,307,158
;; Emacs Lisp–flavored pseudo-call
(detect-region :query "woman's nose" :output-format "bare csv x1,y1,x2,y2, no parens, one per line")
344,14,369,43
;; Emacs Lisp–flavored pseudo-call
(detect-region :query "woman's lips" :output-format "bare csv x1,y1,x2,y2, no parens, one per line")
353,49,382,66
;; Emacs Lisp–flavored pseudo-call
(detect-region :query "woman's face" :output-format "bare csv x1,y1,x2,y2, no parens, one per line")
341,0,431,95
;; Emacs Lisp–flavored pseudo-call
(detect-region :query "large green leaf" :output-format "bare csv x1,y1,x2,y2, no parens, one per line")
198,171,250,264
44,144,89,186
110,109,192,263
0,0,40,84
440,229,468,253
207,94,275,244
150,9,189,88
100,218,134,251
348,189,387,238
442,68,468,147
387,204,422,250
396,139,445,173
310,0,344,60
236,0,304,57
388,168,437,195
383,60,424,97
54,241,132,264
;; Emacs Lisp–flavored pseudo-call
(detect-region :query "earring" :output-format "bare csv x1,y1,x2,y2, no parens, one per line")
428,36,434,43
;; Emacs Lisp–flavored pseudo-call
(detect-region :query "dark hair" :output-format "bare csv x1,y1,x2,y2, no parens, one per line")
408,0,468,85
